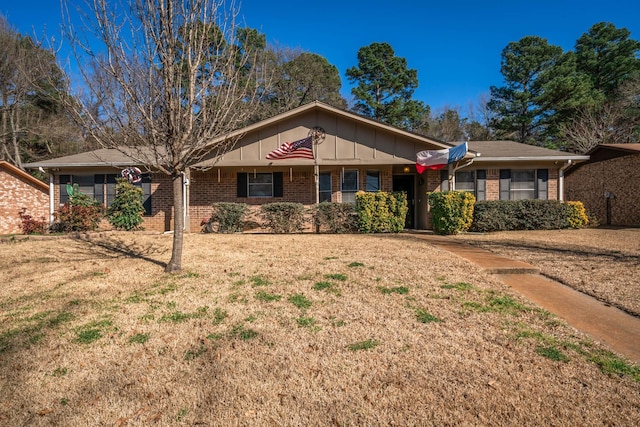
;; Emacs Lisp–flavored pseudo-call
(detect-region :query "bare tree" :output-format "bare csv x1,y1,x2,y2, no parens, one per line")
562,78,640,153
427,106,465,142
464,93,495,141
58,0,267,272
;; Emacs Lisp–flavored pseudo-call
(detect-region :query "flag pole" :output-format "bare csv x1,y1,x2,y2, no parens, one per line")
314,149,319,205
310,127,325,205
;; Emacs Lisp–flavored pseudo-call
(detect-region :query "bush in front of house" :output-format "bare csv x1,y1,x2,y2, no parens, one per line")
18,208,48,235
106,179,145,231
428,191,475,235
202,202,248,233
356,191,408,233
260,202,306,233
313,202,357,233
470,200,589,232
565,201,590,228
51,187,103,232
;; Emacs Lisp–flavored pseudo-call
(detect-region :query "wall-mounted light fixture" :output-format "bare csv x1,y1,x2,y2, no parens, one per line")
403,166,411,173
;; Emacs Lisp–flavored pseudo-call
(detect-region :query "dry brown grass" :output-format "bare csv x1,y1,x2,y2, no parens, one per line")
451,227,640,317
1,232,639,426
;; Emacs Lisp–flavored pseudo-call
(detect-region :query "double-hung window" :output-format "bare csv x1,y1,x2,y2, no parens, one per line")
248,173,274,197
237,172,284,198
366,170,380,192
500,169,548,200
341,170,358,203
319,172,332,202
440,169,486,201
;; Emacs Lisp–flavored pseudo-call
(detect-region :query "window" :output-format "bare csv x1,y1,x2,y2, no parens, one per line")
237,172,283,198
319,172,332,203
455,171,475,193
341,170,358,203
500,169,548,200
476,170,486,201
366,170,380,192
248,173,274,197
440,169,486,200
60,173,152,215
60,175,94,204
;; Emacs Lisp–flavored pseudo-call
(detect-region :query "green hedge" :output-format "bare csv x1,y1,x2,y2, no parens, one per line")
203,202,248,233
260,202,306,233
428,191,475,235
313,202,357,233
470,200,589,232
356,191,408,233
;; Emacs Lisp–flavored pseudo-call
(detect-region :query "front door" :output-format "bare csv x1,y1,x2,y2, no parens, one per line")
393,175,415,229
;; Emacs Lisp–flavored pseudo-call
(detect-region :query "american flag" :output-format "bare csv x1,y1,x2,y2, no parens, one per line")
266,136,314,160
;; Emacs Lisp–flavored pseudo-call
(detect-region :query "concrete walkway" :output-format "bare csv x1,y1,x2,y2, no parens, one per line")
410,233,640,364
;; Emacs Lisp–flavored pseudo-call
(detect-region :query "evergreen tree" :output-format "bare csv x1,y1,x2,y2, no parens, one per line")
346,42,429,132
488,36,593,147
107,179,146,231
575,22,640,102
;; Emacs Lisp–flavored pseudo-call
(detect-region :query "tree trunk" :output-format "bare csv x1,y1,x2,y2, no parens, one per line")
165,173,184,272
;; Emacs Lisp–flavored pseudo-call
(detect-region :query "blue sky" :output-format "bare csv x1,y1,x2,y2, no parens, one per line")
2,0,639,114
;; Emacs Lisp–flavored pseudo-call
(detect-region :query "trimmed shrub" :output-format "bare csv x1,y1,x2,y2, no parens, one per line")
566,201,589,228
428,191,475,235
313,202,357,233
356,191,408,233
106,179,145,231
51,187,103,232
260,202,306,233
202,202,248,233
470,200,589,232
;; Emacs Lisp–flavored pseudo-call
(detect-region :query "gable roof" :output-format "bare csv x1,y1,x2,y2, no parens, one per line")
23,102,590,170
587,144,640,161
206,101,453,150
468,141,589,163
24,148,143,169
194,101,459,168
0,161,49,192
564,143,640,175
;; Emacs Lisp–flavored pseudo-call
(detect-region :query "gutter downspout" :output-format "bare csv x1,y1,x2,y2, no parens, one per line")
558,160,572,202
182,170,190,231
49,172,54,224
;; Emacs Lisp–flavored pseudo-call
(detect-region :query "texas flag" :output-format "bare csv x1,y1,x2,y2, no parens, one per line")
415,142,468,174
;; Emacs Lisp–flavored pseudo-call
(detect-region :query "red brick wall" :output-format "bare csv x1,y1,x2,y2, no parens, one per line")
0,167,49,234
565,154,640,226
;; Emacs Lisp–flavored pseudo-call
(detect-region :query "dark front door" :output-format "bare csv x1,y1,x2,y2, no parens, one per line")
393,175,415,229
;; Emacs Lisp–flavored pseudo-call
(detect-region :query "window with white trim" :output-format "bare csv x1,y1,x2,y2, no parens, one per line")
455,171,475,193
319,172,332,202
366,170,380,192
341,170,358,203
499,169,548,200
248,173,274,198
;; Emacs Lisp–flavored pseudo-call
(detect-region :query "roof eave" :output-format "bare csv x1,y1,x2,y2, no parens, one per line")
474,156,589,162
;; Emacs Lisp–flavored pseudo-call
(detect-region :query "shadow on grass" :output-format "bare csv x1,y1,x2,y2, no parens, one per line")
72,234,168,269
452,237,640,265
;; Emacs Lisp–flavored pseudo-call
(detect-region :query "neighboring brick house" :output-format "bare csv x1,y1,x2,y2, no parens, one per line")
25,102,589,232
0,161,49,234
565,144,640,226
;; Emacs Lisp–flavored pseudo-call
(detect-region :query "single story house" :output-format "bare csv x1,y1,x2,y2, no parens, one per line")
0,161,50,234
565,144,640,226
25,101,589,232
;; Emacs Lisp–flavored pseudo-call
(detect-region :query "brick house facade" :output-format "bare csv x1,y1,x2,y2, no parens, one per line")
0,161,49,234
26,102,588,233
565,144,640,226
